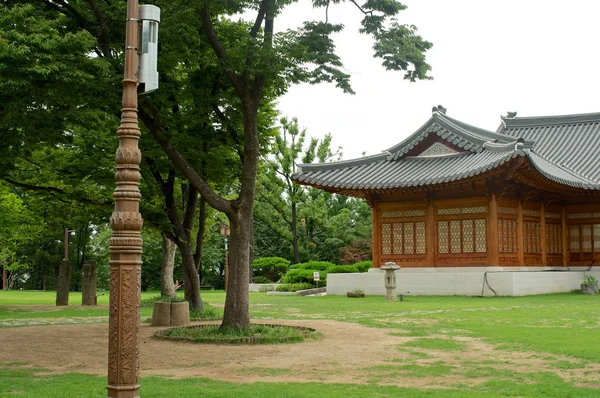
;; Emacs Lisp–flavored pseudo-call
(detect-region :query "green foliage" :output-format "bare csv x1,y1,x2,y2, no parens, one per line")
327,265,358,274
297,261,335,271
250,257,290,282
252,276,272,284
275,283,314,292
282,269,326,285
189,303,223,320
582,275,598,285
158,324,315,345
353,261,373,273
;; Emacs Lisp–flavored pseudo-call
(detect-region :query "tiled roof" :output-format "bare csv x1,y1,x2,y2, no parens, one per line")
499,112,600,184
292,110,600,193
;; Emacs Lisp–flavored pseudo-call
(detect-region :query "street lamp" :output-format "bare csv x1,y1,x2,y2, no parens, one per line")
56,228,76,306
64,228,75,261
220,224,230,291
107,2,160,397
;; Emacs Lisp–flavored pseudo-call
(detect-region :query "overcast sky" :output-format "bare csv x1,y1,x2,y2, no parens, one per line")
275,0,600,160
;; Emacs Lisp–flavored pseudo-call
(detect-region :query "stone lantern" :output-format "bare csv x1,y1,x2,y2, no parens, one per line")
380,261,401,301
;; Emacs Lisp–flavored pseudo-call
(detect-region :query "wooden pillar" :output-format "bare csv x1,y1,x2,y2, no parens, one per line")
562,207,569,266
108,1,142,396
517,201,525,266
487,193,499,266
540,203,547,266
371,204,380,268
426,199,436,266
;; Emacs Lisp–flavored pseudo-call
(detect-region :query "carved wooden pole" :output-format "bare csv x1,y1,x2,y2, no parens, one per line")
107,1,142,397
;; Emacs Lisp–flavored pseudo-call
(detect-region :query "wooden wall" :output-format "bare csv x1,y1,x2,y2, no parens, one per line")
371,197,600,268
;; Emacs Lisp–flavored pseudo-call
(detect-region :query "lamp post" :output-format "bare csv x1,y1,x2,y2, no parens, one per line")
220,224,230,291
107,3,160,395
64,228,75,261
56,228,75,306
107,1,141,396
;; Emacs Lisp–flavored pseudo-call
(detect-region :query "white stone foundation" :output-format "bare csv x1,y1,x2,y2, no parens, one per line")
326,267,600,296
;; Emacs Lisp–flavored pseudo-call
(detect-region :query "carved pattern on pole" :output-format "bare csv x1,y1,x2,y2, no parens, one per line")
107,1,142,396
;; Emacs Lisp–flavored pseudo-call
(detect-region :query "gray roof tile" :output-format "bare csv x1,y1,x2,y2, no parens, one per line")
293,110,600,193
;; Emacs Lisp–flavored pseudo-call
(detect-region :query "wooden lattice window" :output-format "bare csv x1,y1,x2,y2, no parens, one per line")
381,221,425,256
498,219,518,253
437,219,486,254
545,223,562,254
438,221,449,254
523,221,541,254
382,223,392,255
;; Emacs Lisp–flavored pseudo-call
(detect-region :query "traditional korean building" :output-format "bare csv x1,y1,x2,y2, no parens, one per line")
292,107,600,273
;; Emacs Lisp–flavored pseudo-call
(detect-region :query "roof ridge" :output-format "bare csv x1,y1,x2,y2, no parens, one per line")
503,112,600,127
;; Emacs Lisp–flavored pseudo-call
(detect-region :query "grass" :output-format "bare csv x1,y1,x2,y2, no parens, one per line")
1,290,600,396
1,364,599,398
157,324,317,344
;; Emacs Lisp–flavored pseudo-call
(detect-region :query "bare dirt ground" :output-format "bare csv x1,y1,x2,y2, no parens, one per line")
1,316,599,388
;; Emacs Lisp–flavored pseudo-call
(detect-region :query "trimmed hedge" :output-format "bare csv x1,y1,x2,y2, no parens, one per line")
297,261,336,271
275,283,314,292
283,269,327,284
353,260,372,273
327,265,358,273
252,276,272,284
251,257,290,282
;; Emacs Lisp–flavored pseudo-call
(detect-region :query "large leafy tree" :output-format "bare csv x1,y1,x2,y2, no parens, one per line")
148,0,432,328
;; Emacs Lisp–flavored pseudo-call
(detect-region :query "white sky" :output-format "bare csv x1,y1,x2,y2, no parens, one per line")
276,0,600,160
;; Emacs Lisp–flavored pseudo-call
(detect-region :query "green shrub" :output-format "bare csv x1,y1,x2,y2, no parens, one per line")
252,276,272,284
288,263,302,269
297,261,336,271
583,275,598,285
276,283,314,292
251,257,290,281
353,260,372,272
283,269,327,284
327,265,358,273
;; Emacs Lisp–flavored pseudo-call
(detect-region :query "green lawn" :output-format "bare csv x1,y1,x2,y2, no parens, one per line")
1,290,599,396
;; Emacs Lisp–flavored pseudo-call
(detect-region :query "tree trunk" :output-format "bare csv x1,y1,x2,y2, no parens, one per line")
248,215,254,283
179,243,203,312
160,232,177,299
291,202,300,263
220,211,251,329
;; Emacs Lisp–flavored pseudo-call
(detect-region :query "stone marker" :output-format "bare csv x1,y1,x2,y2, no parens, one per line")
55,260,71,306
82,261,97,305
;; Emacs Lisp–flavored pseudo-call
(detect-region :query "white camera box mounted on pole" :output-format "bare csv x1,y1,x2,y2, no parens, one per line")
138,5,160,94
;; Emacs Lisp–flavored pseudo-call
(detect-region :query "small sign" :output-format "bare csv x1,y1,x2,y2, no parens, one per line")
313,272,320,281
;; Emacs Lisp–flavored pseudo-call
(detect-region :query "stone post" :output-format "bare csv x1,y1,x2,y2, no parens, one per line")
55,260,71,306
380,261,401,301
107,1,142,396
82,261,97,306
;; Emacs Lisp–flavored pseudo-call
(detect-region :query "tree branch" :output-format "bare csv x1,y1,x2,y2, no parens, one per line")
250,0,269,37
85,0,112,58
199,8,246,99
139,104,233,216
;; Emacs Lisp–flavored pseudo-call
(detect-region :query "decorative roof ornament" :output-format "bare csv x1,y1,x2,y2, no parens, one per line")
432,105,447,115
418,142,459,157
506,111,517,118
